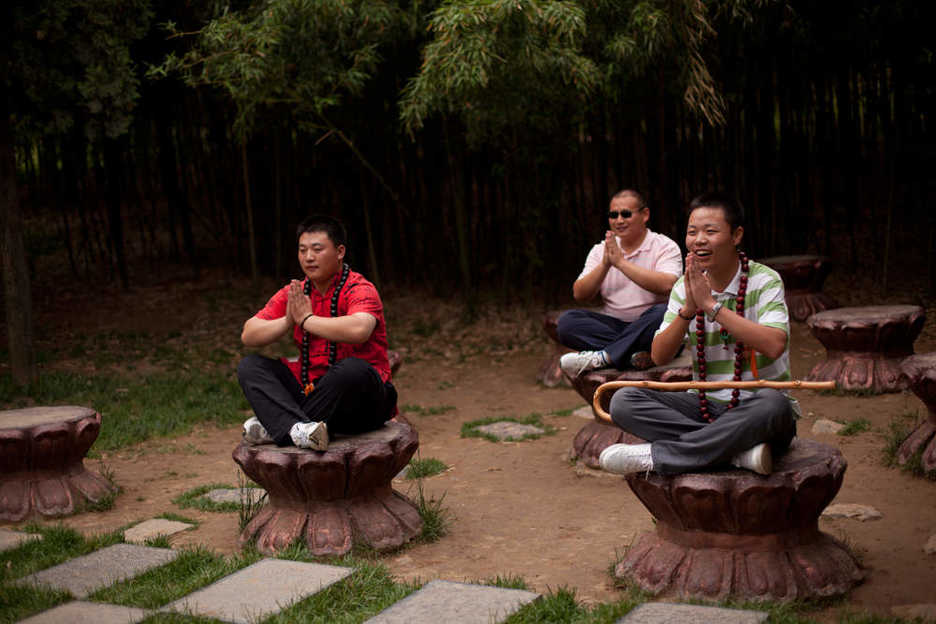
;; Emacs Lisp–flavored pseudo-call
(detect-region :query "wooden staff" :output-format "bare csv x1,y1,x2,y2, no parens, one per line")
592,379,836,424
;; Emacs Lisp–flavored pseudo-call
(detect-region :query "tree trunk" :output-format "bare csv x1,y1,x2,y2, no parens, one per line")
0,97,36,386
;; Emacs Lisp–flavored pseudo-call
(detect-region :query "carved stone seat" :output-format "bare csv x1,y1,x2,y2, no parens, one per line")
806,305,925,393
761,255,839,322
233,421,421,556
569,352,693,468
614,438,863,601
0,406,116,521
897,352,936,473
536,310,572,387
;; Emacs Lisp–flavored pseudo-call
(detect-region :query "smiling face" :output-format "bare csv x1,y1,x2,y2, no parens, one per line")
298,231,345,290
608,195,649,248
685,206,743,276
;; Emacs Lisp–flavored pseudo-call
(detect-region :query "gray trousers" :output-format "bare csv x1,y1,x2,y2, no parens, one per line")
609,387,795,474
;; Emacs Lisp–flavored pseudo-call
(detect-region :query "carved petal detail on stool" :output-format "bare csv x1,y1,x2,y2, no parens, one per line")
0,407,117,521
234,421,422,556
614,439,863,601
898,353,936,472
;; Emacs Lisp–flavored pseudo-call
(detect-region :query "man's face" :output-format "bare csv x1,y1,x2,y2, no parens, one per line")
298,231,345,284
608,196,648,243
685,207,743,273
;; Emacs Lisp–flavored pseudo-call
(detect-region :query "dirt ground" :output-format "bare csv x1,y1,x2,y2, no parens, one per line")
9,273,936,620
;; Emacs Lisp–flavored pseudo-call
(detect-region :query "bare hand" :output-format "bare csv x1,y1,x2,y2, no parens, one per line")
288,280,312,325
684,253,714,314
604,231,624,269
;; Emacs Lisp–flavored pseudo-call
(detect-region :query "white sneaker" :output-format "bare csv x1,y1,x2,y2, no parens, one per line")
599,443,653,475
290,421,329,451
559,350,610,378
243,416,273,445
731,443,772,475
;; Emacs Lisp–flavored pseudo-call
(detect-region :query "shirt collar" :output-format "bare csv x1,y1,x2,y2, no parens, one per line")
622,229,654,259
713,261,742,298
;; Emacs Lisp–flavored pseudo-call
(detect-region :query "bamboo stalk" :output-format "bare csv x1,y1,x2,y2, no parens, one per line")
592,380,836,424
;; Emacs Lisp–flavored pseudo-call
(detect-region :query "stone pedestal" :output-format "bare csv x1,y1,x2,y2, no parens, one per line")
897,353,936,473
233,421,421,556
615,438,863,601
761,255,839,322
0,406,116,521
569,354,692,468
806,305,925,393
536,310,572,388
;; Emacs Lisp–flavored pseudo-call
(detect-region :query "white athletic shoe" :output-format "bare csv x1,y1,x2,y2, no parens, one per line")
559,350,610,378
290,421,329,451
731,443,773,475
598,443,653,475
243,416,273,445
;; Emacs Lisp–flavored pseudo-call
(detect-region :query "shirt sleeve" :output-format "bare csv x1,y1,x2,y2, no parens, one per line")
653,237,683,277
343,281,382,317
655,277,687,337
754,270,790,335
255,284,290,320
577,243,604,281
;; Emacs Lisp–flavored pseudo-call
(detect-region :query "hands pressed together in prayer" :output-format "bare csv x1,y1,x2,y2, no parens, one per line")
287,280,314,328
602,231,625,269
682,252,716,315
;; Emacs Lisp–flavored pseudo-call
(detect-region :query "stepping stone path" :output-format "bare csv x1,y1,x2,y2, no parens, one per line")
822,503,883,521
365,579,539,624
19,543,179,598
475,421,544,440
17,601,150,624
812,418,845,434
618,602,767,624
163,558,351,623
123,519,194,544
0,527,40,552
202,487,266,505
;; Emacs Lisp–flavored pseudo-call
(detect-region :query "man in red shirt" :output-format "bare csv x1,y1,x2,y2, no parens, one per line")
236,215,396,450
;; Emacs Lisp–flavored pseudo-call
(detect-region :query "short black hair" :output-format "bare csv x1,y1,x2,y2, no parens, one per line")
296,215,347,247
611,188,647,211
688,192,745,230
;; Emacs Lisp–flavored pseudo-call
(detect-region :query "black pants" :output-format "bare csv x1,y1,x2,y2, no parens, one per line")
556,305,666,369
236,354,397,446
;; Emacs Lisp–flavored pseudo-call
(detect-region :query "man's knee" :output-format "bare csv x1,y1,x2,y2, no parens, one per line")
237,353,267,385
557,310,585,343
609,387,646,426
750,389,793,427
329,357,376,385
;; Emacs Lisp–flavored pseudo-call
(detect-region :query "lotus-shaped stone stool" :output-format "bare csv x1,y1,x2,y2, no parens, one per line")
614,438,863,601
233,421,421,556
806,305,925,393
761,255,839,322
0,406,116,521
897,352,936,473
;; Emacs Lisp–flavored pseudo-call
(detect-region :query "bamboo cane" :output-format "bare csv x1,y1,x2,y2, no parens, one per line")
592,380,836,424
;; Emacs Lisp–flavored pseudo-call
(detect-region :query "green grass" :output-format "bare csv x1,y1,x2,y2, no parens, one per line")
837,418,871,436
412,481,451,543
171,483,241,512
0,370,248,451
405,457,448,479
0,583,72,624
460,413,557,442
0,525,122,583
401,403,456,416
881,411,936,479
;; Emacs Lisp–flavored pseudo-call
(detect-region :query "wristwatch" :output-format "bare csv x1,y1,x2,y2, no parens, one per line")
705,301,723,322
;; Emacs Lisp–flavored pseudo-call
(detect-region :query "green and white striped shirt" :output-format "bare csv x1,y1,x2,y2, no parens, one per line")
657,260,792,404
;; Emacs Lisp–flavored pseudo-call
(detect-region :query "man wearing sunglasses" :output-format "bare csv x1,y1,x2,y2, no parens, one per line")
558,189,682,377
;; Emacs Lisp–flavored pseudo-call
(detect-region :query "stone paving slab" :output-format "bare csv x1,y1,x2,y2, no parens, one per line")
365,580,539,624
124,519,194,544
17,601,150,624
18,543,179,598
162,558,351,624
203,488,266,505
475,421,544,440
0,527,40,552
617,602,768,624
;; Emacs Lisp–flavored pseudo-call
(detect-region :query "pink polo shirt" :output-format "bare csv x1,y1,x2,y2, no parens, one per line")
578,229,682,322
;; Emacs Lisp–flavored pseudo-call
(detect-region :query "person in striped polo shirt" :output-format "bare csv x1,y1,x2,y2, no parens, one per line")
599,192,796,476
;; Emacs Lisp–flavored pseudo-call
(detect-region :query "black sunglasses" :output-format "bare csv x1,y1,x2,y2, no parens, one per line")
608,210,635,219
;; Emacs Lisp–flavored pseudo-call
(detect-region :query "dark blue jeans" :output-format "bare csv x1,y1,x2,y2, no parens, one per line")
237,354,396,446
556,304,666,369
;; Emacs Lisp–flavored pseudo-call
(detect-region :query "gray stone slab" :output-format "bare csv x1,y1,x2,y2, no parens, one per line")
203,488,266,505
124,519,194,544
19,543,179,598
617,602,768,624
17,601,150,624
163,558,351,624
0,527,40,552
822,503,883,521
475,421,544,440
365,580,539,624
572,406,594,420
812,418,845,435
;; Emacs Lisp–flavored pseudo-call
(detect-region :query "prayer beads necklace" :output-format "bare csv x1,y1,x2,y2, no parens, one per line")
695,251,749,422
301,263,351,394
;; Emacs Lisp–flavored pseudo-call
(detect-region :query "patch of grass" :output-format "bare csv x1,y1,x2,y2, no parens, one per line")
172,483,240,512
85,460,121,512
550,407,575,417
0,524,122,583
401,403,456,416
156,512,199,526
238,471,268,530
838,418,871,436
90,547,259,608
460,413,557,442
412,481,451,543
404,457,448,480
0,583,72,624
437,380,455,390
483,574,528,590
882,415,915,467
